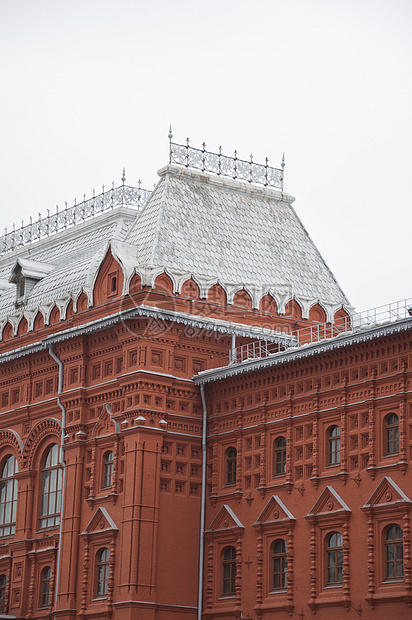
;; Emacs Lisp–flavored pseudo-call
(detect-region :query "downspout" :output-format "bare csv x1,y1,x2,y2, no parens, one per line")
48,344,67,620
230,333,236,365
198,383,208,620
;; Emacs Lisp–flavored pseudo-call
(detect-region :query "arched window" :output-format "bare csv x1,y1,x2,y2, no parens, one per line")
0,455,18,537
96,548,110,597
328,426,340,466
226,448,237,486
0,574,7,613
385,524,403,580
222,546,236,596
39,444,62,529
274,437,286,475
326,532,343,584
39,566,52,608
102,451,114,489
385,414,399,455
272,539,287,589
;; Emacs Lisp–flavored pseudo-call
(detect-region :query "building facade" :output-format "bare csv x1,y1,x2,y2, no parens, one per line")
0,139,410,619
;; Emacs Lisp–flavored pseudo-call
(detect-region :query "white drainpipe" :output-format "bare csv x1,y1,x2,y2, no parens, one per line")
48,345,67,620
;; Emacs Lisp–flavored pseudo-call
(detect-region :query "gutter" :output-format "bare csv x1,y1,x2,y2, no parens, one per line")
47,345,67,620
197,384,208,620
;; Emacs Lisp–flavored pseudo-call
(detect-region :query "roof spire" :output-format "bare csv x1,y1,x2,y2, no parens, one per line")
122,167,126,185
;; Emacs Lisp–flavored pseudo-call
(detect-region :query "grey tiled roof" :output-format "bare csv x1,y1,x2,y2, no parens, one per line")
127,165,349,306
0,164,350,327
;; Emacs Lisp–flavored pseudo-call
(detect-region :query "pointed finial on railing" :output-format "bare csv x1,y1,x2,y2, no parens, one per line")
168,124,173,141
281,152,285,170
122,167,126,185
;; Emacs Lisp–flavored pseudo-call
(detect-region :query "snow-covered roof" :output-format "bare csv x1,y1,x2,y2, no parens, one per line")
0,161,350,325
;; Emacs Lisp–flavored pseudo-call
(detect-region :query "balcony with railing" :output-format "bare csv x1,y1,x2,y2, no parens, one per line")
229,297,412,365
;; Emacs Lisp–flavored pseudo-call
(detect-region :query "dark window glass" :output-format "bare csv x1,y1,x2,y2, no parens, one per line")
96,548,110,597
0,455,18,537
102,451,114,489
385,414,399,455
326,532,343,584
328,426,341,466
274,437,286,475
0,574,7,613
272,539,287,589
226,448,236,485
222,546,236,596
39,566,51,608
39,444,62,529
385,524,403,580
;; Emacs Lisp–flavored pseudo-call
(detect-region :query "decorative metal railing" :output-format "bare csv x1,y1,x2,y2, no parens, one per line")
169,130,284,191
229,297,412,365
0,181,152,255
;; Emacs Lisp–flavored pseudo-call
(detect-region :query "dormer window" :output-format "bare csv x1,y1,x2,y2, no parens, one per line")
9,258,54,307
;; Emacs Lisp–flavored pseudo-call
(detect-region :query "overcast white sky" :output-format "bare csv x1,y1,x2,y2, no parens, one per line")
0,0,411,312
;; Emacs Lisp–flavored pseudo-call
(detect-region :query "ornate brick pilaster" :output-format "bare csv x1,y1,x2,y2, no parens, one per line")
235,534,242,610
211,440,218,498
27,552,36,618
367,371,376,477
366,516,375,596
107,533,116,607
403,511,411,595
80,537,90,614
343,519,350,601
256,527,263,608
89,440,96,500
399,364,407,469
287,524,294,606
309,522,317,609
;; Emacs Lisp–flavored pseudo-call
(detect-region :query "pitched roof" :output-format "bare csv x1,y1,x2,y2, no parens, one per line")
127,165,349,307
0,160,350,324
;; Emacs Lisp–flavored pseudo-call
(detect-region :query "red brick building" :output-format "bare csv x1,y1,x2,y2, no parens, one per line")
0,138,410,619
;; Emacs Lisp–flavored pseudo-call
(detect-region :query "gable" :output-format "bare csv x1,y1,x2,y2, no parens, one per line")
92,247,124,306
306,486,351,518
362,476,412,512
206,504,244,533
92,404,120,439
254,495,296,526
83,506,118,535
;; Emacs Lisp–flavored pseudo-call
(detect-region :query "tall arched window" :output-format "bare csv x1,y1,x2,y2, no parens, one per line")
0,574,7,613
274,437,286,475
39,566,52,608
39,444,62,529
272,539,287,589
225,448,237,486
326,531,343,584
385,524,403,580
222,546,236,596
0,455,18,537
385,414,399,455
328,426,340,466
102,451,114,489
96,548,110,597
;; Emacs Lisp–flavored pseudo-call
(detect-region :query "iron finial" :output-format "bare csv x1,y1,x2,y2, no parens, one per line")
122,167,126,184
168,124,173,141
281,152,285,170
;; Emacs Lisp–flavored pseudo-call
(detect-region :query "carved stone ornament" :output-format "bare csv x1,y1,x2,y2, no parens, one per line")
327,500,334,511
273,509,279,520
385,491,392,502
223,517,229,528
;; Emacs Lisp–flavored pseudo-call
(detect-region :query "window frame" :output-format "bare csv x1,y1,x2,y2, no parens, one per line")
225,447,237,486
39,566,52,608
327,426,341,467
39,443,63,530
384,523,404,581
221,545,236,597
95,547,110,599
273,436,286,476
271,538,287,590
0,574,7,613
102,450,114,490
384,414,399,457
0,455,18,538
325,531,343,586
